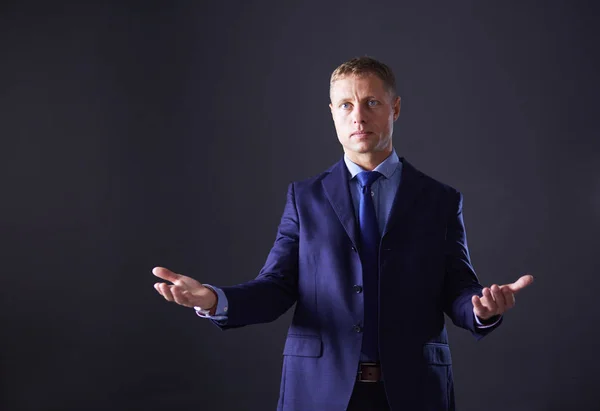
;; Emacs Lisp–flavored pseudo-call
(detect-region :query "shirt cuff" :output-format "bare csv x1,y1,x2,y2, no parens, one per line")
474,314,502,329
194,284,229,321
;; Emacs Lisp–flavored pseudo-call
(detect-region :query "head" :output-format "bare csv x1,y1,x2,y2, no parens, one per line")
329,57,401,168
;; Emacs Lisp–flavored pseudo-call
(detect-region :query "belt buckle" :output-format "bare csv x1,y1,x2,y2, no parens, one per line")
357,362,380,383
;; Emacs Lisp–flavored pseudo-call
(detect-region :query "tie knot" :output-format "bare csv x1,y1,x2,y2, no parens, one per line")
356,171,382,189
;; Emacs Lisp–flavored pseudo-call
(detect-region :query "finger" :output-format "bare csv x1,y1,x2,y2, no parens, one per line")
158,283,175,302
154,282,170,299
152,267,181,284
505,274,534,294
481,287,498,312
490,284,505,315
481,287,494,302
501,287,515,309
472,294,484,309
472,295,491,318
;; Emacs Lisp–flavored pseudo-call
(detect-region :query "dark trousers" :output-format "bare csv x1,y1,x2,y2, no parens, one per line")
347,381,390,411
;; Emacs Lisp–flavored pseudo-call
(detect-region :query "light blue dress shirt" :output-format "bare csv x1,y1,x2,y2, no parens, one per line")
344,149,403,236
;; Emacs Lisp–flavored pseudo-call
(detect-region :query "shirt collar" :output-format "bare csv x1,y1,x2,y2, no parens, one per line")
344,149,400,179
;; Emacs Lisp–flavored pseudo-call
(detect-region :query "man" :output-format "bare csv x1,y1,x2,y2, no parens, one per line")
153,57,533,411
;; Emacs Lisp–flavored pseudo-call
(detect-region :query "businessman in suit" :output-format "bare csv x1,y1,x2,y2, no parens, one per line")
153,57,533,410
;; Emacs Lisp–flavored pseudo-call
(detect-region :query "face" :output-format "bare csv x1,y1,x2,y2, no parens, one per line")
329,74,400,158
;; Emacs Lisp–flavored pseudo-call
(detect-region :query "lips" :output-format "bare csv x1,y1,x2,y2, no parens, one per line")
351,131,372,137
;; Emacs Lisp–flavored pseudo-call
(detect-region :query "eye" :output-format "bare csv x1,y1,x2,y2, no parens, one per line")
367,100,379,107
340,102,351,109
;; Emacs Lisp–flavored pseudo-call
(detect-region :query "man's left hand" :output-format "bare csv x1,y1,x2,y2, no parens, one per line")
472,274,534,321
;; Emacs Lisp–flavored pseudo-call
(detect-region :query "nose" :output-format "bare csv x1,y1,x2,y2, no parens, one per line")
351,104,367,124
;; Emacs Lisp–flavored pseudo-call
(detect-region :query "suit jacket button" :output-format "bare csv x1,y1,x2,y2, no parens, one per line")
351,245,357,252
353,325,363,333
353,285,363,293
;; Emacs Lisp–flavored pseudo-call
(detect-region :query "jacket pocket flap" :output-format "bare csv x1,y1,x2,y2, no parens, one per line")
423,343,452,365
283,335,323,357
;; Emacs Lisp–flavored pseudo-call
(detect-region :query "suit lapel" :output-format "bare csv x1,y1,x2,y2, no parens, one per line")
322,156,425,246
382,157,425,238
322,159,359,250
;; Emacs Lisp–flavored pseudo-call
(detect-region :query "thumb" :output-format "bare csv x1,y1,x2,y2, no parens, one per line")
505,274,534,294
152,267,181,283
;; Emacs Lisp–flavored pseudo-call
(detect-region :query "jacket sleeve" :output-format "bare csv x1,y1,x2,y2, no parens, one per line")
212,182,300,330
442,190,502,339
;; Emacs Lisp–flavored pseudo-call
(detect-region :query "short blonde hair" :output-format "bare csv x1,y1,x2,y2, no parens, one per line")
330,56,397,97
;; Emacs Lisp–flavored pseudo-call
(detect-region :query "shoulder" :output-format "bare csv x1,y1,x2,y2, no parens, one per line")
287,159,344,193
402,158,461,198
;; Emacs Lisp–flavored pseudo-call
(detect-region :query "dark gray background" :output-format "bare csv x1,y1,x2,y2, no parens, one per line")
2,1,599,410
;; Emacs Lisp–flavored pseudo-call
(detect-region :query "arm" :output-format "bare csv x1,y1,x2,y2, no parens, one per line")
442,190,501,338
215,183,300,329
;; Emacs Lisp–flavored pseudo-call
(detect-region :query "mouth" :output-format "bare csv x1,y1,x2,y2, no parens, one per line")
350,131,372,138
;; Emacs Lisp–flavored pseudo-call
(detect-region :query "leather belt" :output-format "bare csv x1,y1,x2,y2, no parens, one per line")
357,362,382,383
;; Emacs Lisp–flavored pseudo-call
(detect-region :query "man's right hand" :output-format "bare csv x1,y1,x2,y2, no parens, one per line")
152,266,217,311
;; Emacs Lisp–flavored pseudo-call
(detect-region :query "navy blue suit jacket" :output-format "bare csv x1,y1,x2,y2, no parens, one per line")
216,157,501,410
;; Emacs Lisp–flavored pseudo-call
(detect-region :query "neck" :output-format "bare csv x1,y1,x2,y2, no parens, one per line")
345,147,393,171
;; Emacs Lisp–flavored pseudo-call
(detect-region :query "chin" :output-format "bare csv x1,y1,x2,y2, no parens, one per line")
351,143,377,154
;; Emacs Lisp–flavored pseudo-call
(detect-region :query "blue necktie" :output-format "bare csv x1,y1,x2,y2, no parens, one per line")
356,171,383,362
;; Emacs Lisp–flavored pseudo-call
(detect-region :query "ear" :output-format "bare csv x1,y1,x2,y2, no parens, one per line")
393,96,401,121
329,102,334,116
